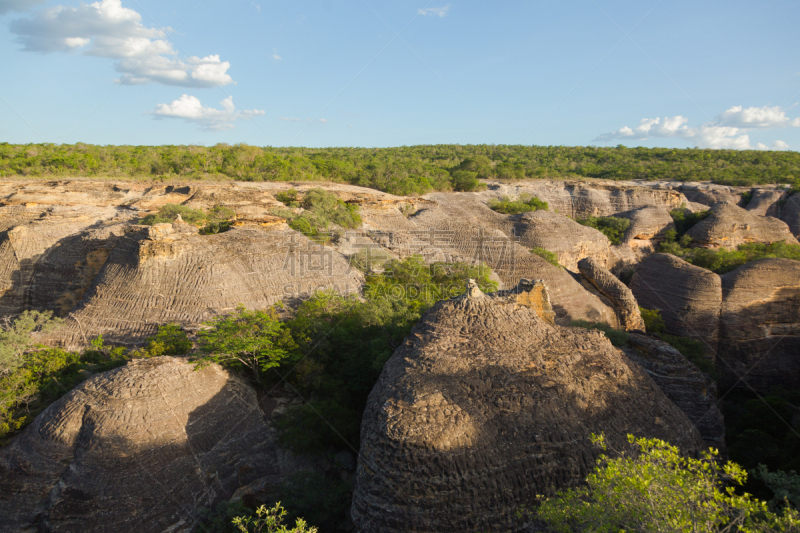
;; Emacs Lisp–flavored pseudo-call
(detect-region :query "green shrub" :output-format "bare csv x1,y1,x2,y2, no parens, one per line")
576,216,631,245
140,203,207,225
276,189,301,208
742,190,754,206
284,189,361,241
129,324,192,358
668,208,711,236
196,499,251,533
570,320,629,347
268,472,348,532
639,307,665,334
488,195,549,214
533,434,800,532
753,465,800,512
450,170,486,192
0,310,63,374
232,502,317,533
659,236,800,274
658,333,713,375
530,247,560,267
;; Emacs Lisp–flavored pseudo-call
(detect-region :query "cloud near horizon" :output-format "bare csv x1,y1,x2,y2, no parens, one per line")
9,0,234,87
418,4,450,17
151,95,264,131
595,105,798,150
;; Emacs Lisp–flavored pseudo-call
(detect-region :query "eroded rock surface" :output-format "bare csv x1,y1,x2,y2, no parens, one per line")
352,283,703,533
745,189,787,218
781,193,800,238
630,254,722,357
0,357,305,533
687,203,798,249
578,257,645,331
718,258,800,391
623,334,725,451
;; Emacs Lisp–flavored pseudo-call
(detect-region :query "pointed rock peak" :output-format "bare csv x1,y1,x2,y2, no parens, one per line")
464,278,484,299
174,213,184,224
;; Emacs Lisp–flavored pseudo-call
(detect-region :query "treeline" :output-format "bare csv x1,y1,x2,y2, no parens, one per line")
2,143,800,195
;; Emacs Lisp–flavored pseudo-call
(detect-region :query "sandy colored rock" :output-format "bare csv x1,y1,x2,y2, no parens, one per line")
513,210,611,271
677,184,745,207
0,357,306,533
781,193,800,238
718,258,800,392
352,284,704,533
578,257,645,331
687,202,798,249
618,206,675,242
745,189,787,218
630,254,722,357
623,334,725,451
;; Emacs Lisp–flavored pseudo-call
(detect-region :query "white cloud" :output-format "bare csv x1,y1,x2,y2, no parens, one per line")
0,0,44,15
278,116,302,122
10,0,234,87
271,54,282,60
418,4,450,16
595,105,799,150
151,95,264,131
319,118,328,123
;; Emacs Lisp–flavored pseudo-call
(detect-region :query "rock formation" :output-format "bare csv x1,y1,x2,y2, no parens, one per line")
578,257,645,331
618,206,675,243
513,210,611,271
687,203,798,249
351,281,704,533
629,254,722,357
717,258,800,392
51,224,363,349
623,334,725,451
677,184,745,207
745,189,786,218
0,357,307,533
781,193,800,238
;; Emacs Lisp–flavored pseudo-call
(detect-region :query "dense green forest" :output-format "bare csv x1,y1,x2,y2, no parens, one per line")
2,143,799,195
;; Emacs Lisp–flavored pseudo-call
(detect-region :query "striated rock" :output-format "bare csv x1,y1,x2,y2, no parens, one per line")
687,202,798,249
678,184,745,207
718,258,800,392
630,254,722,357
513,210,611,271
51,225,363,349
623,334,725,451
781,193,800,238
578,257,645,331
0,357,307,533
352,282,704,533
745,189,787,218
617,206,675,243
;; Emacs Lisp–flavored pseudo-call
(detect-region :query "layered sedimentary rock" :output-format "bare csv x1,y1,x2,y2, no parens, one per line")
623,334,725,451
678,184,745,207
352,282,704,533
687,203,798,249
578,257,645,331
717,259,800,391
630,254,722,357
0,357,305,533
51,223,363,348
782,193,800,238
618,206,675,243
745,189,787,218
513,210,611,271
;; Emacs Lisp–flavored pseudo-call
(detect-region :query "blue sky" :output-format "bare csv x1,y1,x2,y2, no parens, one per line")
1,0,799,149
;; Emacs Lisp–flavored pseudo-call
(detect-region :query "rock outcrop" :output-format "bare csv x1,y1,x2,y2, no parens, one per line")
578,257,645,331
352,281,704,533
51,224,363,349
678,184,745,207
782,193,800,238
513,210,611,271
0,357,305,533
717,259,800,391
687,203,798,249
623,334,725,451
745,189,786,218
629,254,722,357
618,206,675,243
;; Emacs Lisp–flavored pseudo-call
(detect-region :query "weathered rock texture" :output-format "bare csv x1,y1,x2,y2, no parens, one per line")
677,184,745,207
687,203,799,249
0,357,305,533
717,259,800,391
629,254,722,357
513,210,611,271
745,189,787,218
623,334,725,451
51,223,363,349
618,206,675,243
578,257,645,331
352,283,704,533
782,193,800,238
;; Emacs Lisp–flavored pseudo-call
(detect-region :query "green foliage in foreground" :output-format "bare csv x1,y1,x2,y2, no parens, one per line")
0,322,192,443
531,247,560,267
754,465,800,513
232,503,317,533
659,235,800,274
534,434,800,533
5,143,800,189
639,306,665,334
569,320,630,347
669,207,711,235
488,194,549,214
140,204,237,234
273,257,497,456
277,188,362,242
576,216,631,245
269,472,350,530
0,311,63,374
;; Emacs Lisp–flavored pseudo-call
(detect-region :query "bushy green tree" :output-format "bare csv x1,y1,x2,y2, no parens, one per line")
535,434,800,533
196,305,296,383
0,311,63,374
232,503,317,533
450,170,486,192
576,216,631,245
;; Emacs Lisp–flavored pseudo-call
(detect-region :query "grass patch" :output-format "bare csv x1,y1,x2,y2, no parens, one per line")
531,247,560,267
488,194,548,214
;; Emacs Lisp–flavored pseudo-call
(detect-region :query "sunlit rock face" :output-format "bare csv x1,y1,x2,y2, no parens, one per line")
352,282,703,533
687,202,798,249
